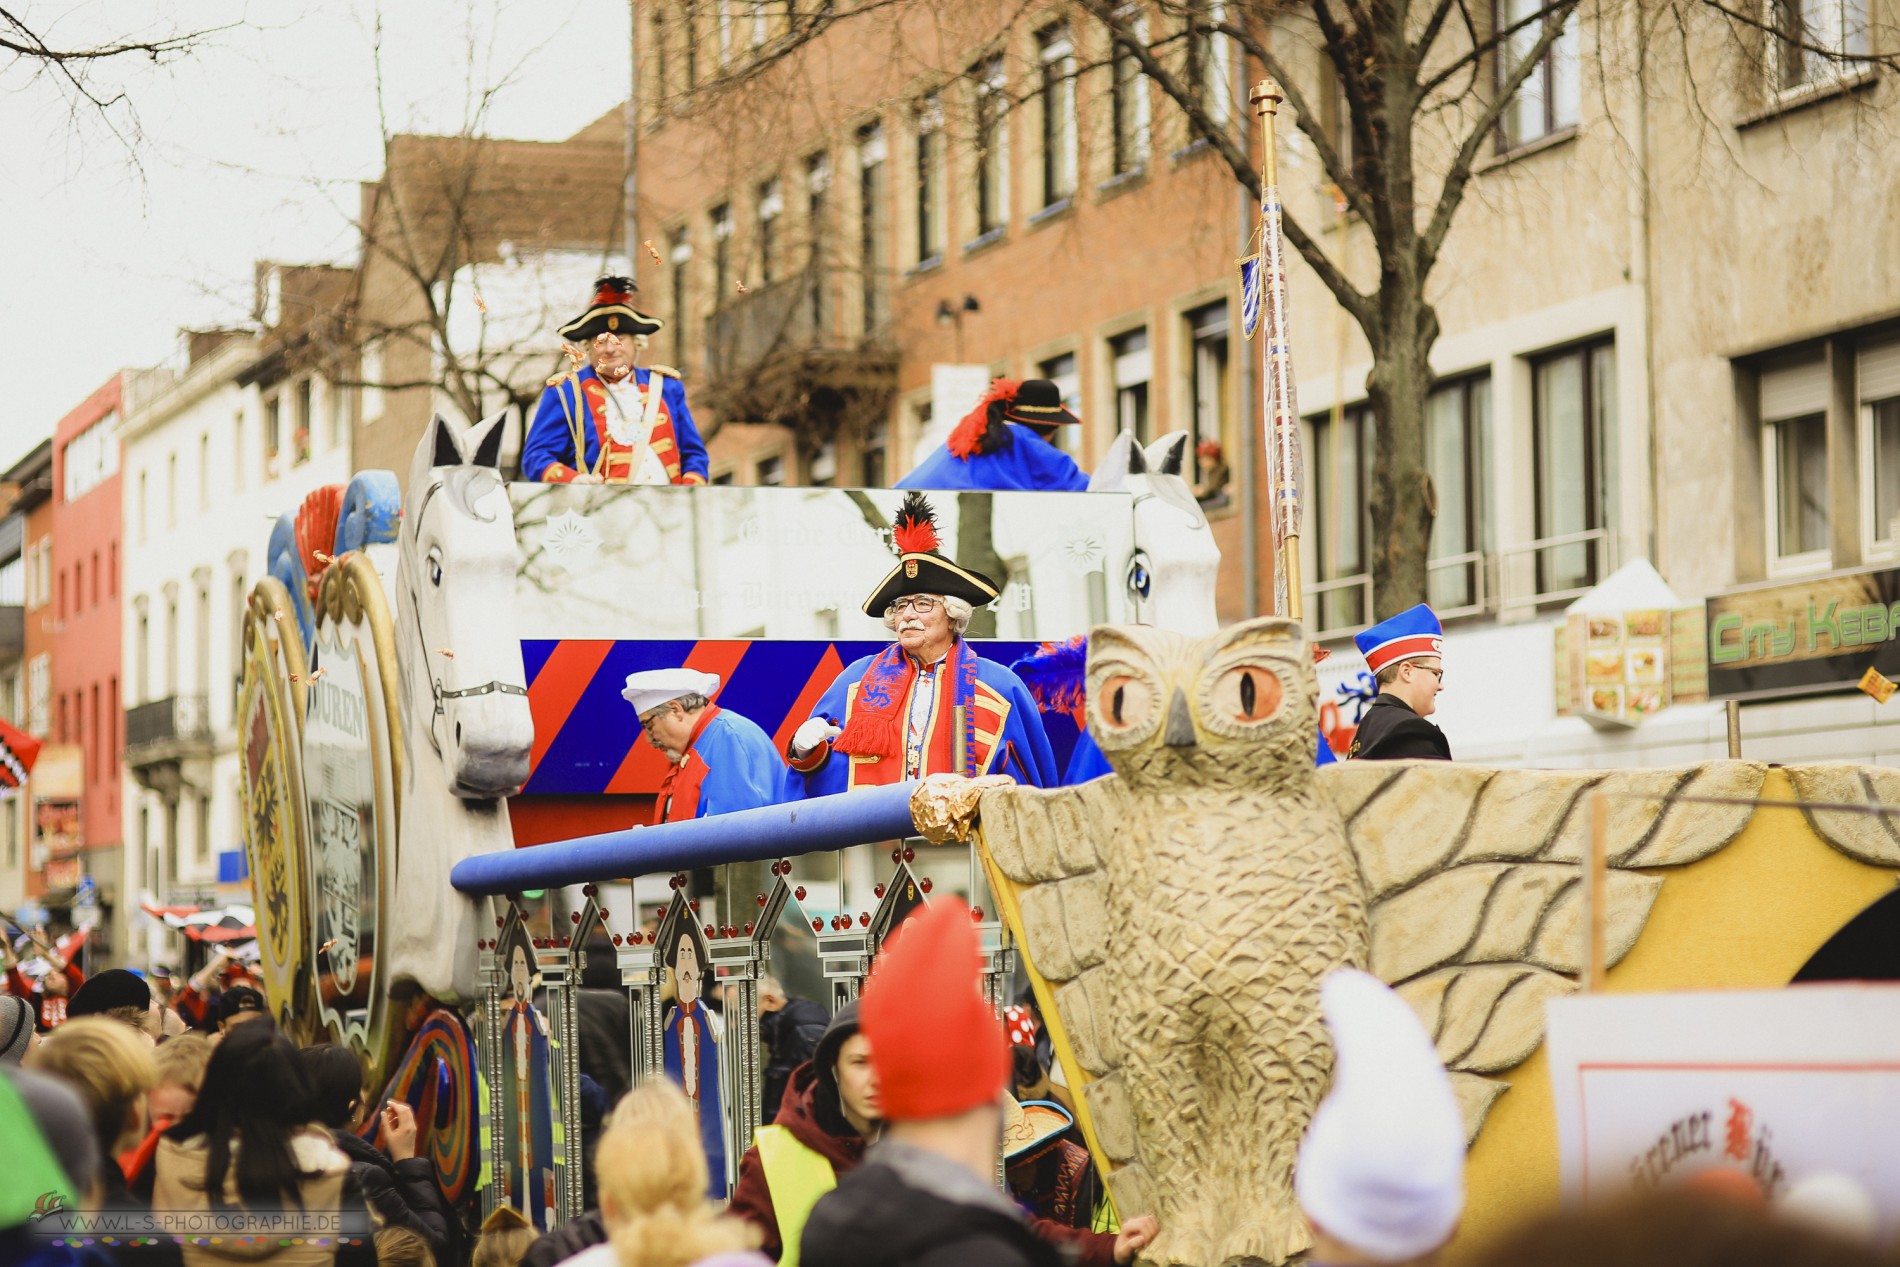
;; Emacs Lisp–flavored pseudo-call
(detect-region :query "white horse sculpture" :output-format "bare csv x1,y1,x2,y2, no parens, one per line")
1091,430,1222,636
388,413,535,1001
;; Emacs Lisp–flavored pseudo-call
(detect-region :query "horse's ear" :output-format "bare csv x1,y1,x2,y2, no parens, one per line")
467,408,511,470
1088,431,1138,492
1127,438,1149,475
1144,432,1189,477
427,415,464,469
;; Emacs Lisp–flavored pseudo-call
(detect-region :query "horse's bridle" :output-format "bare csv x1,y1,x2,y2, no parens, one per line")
403,477,529,754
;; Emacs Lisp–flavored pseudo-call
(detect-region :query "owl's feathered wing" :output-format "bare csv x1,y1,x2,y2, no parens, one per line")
1320,759,1770,1136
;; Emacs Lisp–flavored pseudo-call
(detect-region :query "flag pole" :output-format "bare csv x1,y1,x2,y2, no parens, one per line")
1251,78,1304,622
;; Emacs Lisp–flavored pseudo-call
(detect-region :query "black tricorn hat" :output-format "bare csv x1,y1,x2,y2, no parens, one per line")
558,275,664,341
861,492,1000,616
1001,379,1081,427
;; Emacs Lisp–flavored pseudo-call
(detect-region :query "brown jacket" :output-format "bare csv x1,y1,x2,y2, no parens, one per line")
152,1126,373,1267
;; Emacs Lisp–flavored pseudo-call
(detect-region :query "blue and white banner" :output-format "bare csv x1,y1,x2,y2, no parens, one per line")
1238,254,1262,341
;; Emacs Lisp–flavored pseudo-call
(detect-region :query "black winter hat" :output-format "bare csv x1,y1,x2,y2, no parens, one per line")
68,968,152,1018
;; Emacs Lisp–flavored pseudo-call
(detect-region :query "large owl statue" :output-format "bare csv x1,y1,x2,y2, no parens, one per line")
961,615,1892,1267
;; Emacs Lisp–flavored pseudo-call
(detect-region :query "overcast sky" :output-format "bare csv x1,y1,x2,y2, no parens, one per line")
0,0,626,470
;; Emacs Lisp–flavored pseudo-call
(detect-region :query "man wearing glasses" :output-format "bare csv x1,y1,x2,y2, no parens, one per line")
788,492,1058,795
622,668,788,824
1347,604,1453,762
521,275,710,485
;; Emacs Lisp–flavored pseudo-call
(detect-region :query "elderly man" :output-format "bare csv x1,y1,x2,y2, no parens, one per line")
521,275,709,485
622,668,789,824
788,492,1057,795
1347,604,1452,761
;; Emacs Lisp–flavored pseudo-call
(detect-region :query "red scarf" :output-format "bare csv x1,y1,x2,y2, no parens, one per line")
834,639,980,775
653,706,720,824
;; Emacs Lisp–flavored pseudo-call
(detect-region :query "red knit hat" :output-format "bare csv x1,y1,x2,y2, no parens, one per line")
860,898,1010,1121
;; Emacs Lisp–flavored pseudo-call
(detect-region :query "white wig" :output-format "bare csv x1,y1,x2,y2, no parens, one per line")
882,593,973,635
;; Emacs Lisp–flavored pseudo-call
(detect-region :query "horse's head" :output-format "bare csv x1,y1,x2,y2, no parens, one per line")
1091,430,1222,636
399,412,533,799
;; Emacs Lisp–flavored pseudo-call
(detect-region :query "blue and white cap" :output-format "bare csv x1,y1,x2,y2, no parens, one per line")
1353,604,1444,676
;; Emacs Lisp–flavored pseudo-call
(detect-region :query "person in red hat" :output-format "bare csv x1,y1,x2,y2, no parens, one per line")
521,275,710,485
896,379,1089,492
799,899,1158,1267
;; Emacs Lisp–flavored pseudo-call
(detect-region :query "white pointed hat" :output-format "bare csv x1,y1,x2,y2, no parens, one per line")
621,668,720,715
1296,968,1466,1263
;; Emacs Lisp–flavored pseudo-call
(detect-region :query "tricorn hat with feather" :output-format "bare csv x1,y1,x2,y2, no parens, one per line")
558,275,664,341
861,491,1001,616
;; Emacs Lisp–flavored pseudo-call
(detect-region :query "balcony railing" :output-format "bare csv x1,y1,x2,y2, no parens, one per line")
125,694,213,756
1496,528,1617,613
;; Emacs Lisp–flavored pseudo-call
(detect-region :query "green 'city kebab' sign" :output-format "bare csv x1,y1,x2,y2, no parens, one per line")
1705,565,1900,699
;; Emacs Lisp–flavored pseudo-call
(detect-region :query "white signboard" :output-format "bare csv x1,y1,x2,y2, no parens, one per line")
928,362,993,455
1548,986,1900,1238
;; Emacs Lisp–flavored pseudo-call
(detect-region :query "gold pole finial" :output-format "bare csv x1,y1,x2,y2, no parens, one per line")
1250,78,1283,114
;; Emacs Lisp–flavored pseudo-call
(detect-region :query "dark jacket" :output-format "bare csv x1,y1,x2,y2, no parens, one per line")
801,1142,1067,1267
759,996,829,1125
522,1210,606,1267
330,1130,458,1266
1348,693,1452,761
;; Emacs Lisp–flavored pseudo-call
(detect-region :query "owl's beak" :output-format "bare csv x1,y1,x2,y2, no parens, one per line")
1163,687,1197,748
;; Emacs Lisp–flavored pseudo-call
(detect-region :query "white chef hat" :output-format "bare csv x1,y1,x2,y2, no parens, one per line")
620,668,721,716
1295,968,1466,1263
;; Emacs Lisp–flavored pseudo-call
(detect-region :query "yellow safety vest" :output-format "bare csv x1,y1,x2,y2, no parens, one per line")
754,1124,838,1267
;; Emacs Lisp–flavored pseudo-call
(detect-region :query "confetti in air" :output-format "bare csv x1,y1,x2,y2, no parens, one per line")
474,293,489,315
735,280,749,294
437,648,456,659
643,239,663,265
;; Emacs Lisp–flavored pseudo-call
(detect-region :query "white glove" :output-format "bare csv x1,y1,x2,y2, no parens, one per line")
791,717,843,758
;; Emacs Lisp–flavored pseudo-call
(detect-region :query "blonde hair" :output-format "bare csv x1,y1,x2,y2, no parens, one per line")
879,593,974,636
375,1225,437,1267
597,1079,761,1267
35,1016,158,1156
472,1205,535,1267
154,1031,213,1091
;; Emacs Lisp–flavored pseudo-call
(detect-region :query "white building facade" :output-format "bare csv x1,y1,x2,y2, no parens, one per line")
119,325,354,967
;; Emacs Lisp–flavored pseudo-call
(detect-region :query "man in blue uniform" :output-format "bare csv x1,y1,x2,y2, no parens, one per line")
622,668,790,823
897,379,1089,492
1347,604,1452,761
787,492,1058,794
521,276,710,485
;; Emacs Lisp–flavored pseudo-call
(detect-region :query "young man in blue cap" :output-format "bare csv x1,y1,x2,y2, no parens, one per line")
1348,604,1451,761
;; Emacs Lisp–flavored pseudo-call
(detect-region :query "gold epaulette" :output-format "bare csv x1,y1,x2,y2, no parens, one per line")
647,365,680,380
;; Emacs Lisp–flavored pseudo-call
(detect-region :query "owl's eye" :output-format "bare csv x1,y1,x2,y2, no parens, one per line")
1091,672,1158,747
1207,665,1284,728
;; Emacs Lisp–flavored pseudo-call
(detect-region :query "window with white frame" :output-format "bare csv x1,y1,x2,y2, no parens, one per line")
756,453,785,486
858,123,886,334
1110,328,1151,442
751,0,768,48
1194,2,1231,130
973,57,1009,238
62,412,119,502
1770,0,1869,91
669,228,693,367
1427,375,1490,611
359,342,384,427
1858,337,1900,555
1496,0,1579,151
806,153,831,334
1760,352,1830,569
712,203,734,302
810,440,838,487
1303,403,1372,632
1038,26,1077,208
1037,351,1082,456
1109,12,1151,176
757,180,782,285
1532,339,1615,596
27,653,48,736
1185,301,1230,483
916,93,945,265
861,420,889,487
718,0,734,64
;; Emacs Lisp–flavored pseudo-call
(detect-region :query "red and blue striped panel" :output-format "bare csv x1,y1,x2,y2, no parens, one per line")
520,639,1078,796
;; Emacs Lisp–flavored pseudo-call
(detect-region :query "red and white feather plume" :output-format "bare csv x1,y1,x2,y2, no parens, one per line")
891,491,942,555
